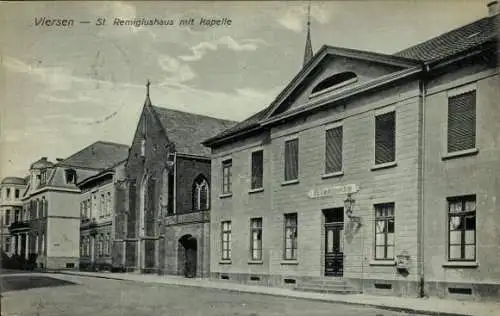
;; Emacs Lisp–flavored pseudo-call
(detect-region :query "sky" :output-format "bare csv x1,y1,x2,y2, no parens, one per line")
0,0,490,179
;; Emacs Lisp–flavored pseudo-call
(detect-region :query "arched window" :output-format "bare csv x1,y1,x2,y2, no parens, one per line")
311,71,358,96
192,176,209,211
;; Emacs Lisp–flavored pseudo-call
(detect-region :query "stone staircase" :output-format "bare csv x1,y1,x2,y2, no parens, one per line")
294,278,361,294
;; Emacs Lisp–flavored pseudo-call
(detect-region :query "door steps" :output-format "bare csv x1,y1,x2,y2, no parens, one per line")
294,279,362,295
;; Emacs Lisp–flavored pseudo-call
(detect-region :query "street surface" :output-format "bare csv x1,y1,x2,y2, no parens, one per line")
1,273,424,316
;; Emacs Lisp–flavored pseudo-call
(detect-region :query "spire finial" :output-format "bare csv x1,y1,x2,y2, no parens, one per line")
303,1,313,67
307,0,311,27
145,79,152,106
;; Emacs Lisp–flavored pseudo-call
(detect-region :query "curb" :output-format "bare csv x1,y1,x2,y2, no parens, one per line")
52,272,470,316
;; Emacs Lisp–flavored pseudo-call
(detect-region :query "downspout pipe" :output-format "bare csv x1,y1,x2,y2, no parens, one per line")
418,64,429,298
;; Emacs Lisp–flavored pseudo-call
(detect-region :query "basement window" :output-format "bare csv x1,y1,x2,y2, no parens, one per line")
310,72,358,98
284,278,296,284
374,283,392,290
448,287,472,295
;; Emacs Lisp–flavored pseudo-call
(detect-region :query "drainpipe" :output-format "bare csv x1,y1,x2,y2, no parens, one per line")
418,65,429,298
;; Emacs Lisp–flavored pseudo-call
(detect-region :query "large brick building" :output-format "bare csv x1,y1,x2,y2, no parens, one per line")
203,4,499,300
116,86,235,276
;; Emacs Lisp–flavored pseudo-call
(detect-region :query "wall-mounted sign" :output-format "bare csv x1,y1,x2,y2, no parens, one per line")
307,184,359,199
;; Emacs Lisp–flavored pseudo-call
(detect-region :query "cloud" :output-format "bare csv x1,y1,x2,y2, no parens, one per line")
158,55,197,84
277,4,333,32
179,36,268,62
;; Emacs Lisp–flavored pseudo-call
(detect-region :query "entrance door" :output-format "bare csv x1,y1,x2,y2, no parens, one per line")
179,235,197,278
324,208,344,277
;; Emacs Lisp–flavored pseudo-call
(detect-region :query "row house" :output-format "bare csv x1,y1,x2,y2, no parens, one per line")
20,141,129,269
78,160,126,271
115,85,235,276
203,4,499,300
0,177,27,257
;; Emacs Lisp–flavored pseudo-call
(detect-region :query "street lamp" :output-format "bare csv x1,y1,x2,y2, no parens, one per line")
344,193,361,224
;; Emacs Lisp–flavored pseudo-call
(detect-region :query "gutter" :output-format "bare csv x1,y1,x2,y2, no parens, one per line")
418,65,429,298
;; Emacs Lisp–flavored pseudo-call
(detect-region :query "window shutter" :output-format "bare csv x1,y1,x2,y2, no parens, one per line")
325,127,343,173
448,91,476,153
284,139,299,181
375,112,396,164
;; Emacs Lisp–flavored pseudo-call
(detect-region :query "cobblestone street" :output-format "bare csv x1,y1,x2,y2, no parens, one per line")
1,274,422,316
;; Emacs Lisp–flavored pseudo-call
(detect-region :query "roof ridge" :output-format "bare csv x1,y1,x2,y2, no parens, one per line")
151,105,238,123
94,140,130,148
395,15,491,55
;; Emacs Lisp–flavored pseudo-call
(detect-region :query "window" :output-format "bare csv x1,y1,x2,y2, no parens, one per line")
80,202,84,218
100,194,104,218
251,150,264,190
448,90,476,153
6,188,10,199
107,192,112,216
65,169,77,184
222,160,232,194
37,199,42,218
107,233,111,255
40,170,47,185
140,139,146,157
98,235,103,256
5,210,10,225
448,196,476,261
311,72,358,95
41,233,45,254
15,189,20,199
250,218,262,260
375,203,395,260
375,112,396,165
325,126,343,174
221,221,232,260
193,176,209,210
4,237,10,253
284,213,298,260
35,234,39,254
284,139,299,181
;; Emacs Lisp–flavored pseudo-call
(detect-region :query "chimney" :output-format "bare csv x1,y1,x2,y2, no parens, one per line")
488,1,499,16
41,157,48,161
56,158,64,162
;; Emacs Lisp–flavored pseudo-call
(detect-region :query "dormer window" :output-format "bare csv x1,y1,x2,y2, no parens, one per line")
40,169,47,185
65,169,77,184
310,71,358,98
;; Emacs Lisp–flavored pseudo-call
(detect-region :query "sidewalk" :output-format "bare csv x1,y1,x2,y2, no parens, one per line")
53,270,499,316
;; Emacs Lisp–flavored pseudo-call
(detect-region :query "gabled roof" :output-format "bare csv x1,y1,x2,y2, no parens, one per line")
395,14,498,62
204,14,498,148
57,141,129,170
150,106,237,157
203,45,420,146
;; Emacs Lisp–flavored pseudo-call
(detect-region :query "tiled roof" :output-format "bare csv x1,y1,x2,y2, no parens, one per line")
395,15,498,62
58,141,129,170
150,106,237,156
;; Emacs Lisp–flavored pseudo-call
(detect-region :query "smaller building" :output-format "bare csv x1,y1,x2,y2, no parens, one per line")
21,141,129,270
78,160,126,271
0,177,27,257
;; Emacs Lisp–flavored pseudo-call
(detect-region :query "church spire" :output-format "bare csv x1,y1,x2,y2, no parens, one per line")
144,79,152,106
303,1,313,67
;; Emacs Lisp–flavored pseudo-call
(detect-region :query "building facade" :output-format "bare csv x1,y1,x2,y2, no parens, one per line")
20,141,129,270
79,161,126,271
116,88,235,276
0,177,27,257
204,6,499,300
